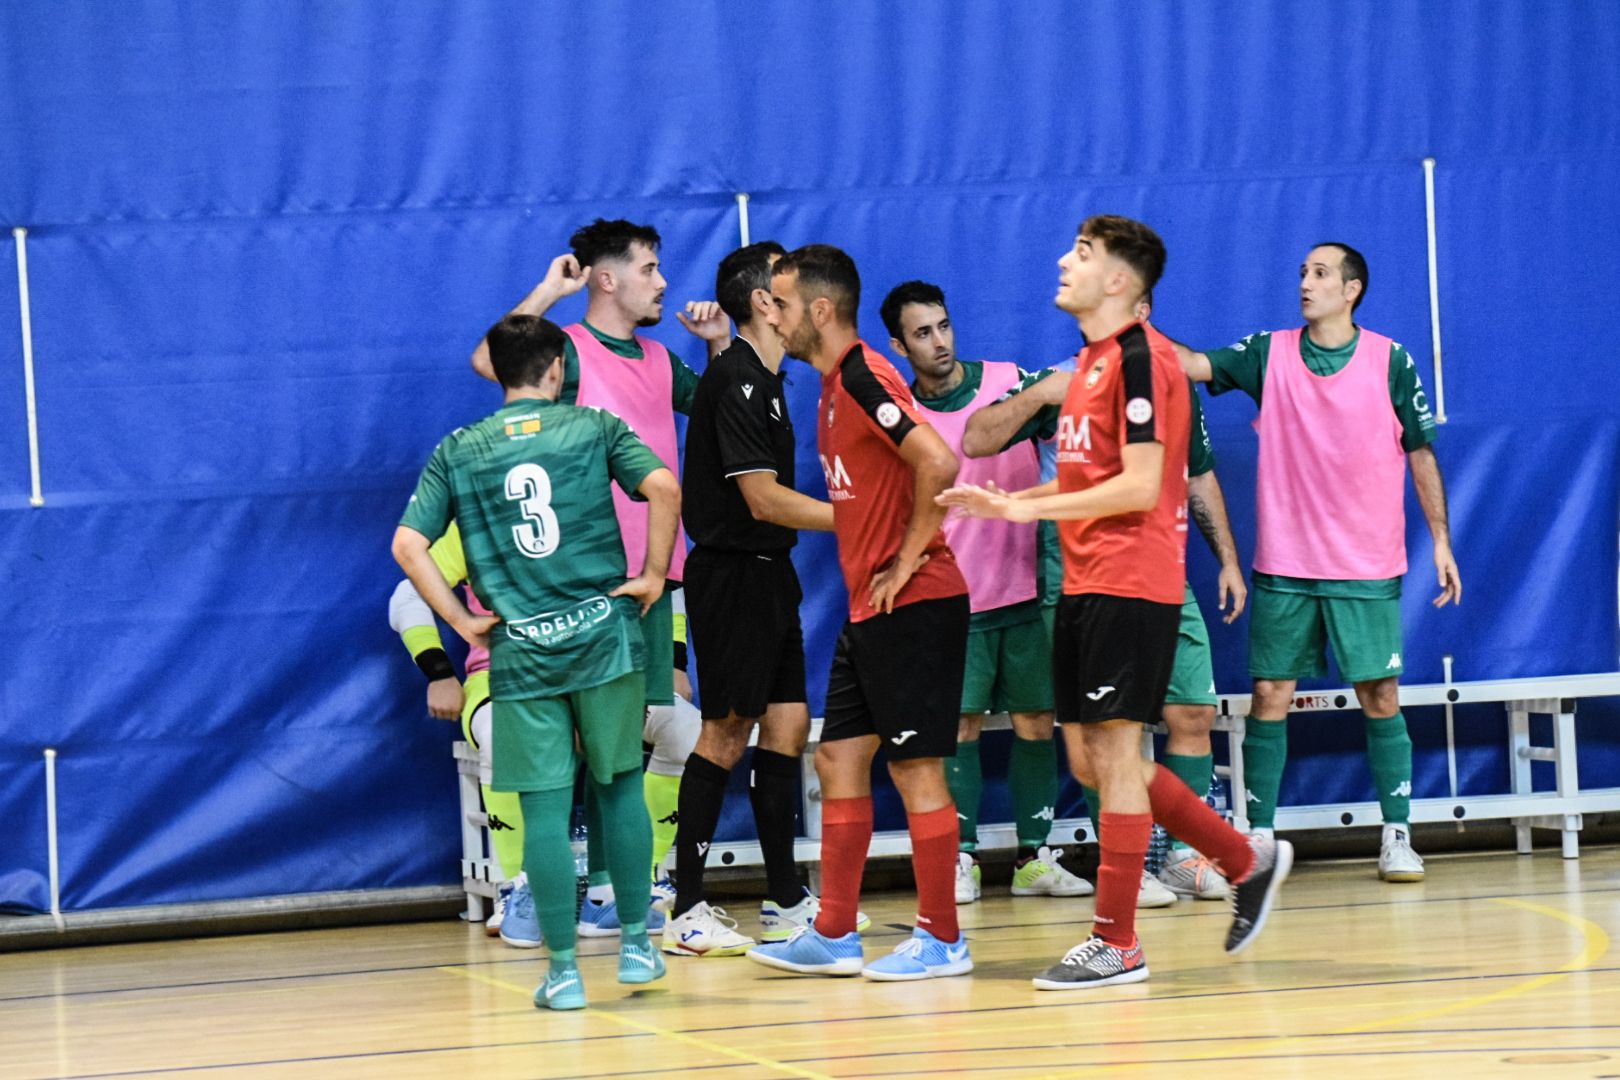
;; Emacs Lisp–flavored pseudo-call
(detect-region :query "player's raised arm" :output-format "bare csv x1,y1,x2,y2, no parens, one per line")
471,254,591,382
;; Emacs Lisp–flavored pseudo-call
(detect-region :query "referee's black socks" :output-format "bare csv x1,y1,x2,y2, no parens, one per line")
673,753,732,919
750,748,804,908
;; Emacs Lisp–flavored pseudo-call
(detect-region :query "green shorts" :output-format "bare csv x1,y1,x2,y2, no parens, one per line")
962,614,1054,714
1165,586,1217,706
490,669,647,793
640,588,675,707
1248,582,1404,684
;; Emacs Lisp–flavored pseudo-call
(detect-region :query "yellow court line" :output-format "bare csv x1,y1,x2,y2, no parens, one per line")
1031,896,1612,1080
437,965,835,1080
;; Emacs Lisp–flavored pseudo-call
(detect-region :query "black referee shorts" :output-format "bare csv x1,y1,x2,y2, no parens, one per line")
822,594,969,761
685,546,807,720
1052,592,1180,725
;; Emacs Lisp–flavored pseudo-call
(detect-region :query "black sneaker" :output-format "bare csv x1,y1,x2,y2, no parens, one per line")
1031,935,1149,990
1225,834,1293,954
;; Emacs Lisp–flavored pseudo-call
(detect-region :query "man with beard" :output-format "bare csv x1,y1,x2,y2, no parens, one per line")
470,219,722,934
747,245,973,982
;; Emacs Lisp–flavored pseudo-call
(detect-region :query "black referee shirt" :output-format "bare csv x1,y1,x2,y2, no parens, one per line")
682,335,798,552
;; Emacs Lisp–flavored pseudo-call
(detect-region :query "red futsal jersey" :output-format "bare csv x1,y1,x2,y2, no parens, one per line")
818,341,967,623
1056,321,1190,605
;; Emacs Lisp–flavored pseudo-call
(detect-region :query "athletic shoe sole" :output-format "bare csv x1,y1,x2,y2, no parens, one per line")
745,949,863,976
499,932,543,950
1011,883,1094,897
860,957,973,982
661,940,753,958
1031,964,1150,991
1226,840,1294,956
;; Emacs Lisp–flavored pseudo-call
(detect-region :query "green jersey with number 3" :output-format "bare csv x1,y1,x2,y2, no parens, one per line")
400,399,666,700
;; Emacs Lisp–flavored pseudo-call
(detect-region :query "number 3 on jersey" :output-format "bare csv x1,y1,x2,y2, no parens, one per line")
504,463,560,558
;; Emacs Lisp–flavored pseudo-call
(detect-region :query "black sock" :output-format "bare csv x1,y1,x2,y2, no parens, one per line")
1016,846,1040,866
673,753,732,919
750,749,804,907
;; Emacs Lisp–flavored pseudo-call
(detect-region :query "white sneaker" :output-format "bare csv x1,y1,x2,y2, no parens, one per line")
1379,824,1425,882
1137,869,1178,909
759,887,871,941
1010,847,1094,897
661,901,755,957
955,852,982,905
1157,851,1230,901
485,875,518,936
650,876,677,914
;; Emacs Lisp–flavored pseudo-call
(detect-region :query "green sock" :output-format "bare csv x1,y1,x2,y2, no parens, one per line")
1009,735,1058,851
482,785,526,881
593,767,653,937
584,782,610,887
517,787,579,957
643,771,681,878
1366,712,1413,825
1081,785,1101,842
1161,752,1213,851
946,738,982,851
1242,718,1288,830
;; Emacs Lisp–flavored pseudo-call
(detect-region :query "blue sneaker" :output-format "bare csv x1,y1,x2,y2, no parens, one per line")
746,925,864,976
618,938,668,984
533,965,586,1010
578,896,667,937
860,928,973,982
499,880,542,949
651,876,677,914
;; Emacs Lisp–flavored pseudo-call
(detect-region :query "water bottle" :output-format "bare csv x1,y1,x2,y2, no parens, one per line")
571,814,589,912
1146,823,1171,875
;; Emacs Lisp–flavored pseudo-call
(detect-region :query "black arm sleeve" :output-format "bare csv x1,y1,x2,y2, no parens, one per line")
840,347,917,447
1119,325,1158,444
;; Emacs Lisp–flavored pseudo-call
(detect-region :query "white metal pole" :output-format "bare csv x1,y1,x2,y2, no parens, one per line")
735,193,751,248
1443,654,1462,832
14,227,44,505
44,747,65,930
1422,159,1448,424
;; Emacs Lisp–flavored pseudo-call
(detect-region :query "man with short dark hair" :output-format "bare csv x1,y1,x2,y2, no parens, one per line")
663,241,870,956
942,216,1289,989
470,219,722,930
962,289,1248,907
747,245,974,982
880,280,1085,906
396,314,680,1009
1173,242,1460,883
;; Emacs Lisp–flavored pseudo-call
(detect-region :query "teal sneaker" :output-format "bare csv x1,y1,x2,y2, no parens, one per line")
533,966,586,1010
861,928,973,982
746,925,864,976
618,938,667,984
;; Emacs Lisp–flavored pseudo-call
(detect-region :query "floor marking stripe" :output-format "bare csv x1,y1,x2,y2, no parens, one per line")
437,965,834,1080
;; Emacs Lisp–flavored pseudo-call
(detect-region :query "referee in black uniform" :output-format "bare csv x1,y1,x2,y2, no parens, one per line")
661,241,841,958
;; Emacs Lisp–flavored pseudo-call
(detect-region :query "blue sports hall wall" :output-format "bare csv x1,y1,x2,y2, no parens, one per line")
2,3,1617,912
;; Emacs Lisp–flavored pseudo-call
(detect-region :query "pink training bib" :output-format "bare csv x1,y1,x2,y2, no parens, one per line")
1253,327,1408,580
915,361,1040,613
567,324,688,582
464,586,491,676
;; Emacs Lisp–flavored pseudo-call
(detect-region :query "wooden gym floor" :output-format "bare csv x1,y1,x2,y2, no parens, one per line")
4,846,1618,1080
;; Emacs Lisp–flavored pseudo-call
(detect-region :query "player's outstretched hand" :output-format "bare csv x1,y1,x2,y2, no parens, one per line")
1433,544,1462,608
542,253,590,298
1217,563,1248,623
612,573,666,616
457,613,501,651
867,553,929,616
676,300,731,341
936,481,1027,522
427,676,464,721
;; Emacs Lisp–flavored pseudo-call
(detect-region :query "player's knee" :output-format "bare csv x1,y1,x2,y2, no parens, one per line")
1354,676,1400,717
1252,679,1295,719
957,713,984,742
1010,710,1055,740
1163,704,1215,743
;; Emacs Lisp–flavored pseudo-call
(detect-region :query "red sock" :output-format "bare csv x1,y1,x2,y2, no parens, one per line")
813,796,872,937
907,805,960,942
1094,812,1151,947
1147,764,1255,882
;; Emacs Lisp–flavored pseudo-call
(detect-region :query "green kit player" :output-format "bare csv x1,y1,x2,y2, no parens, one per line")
395,314,681,1010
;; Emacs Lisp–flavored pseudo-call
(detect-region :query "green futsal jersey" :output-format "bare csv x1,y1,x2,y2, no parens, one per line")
400,398,666,700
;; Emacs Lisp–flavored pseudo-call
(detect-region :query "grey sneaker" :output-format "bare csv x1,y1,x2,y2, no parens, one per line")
1225,834,1293,955
1032,935,1149,990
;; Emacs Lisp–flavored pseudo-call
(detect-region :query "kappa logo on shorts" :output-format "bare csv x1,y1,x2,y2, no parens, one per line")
1389,781,1412,798
1085,685,1115,701
891,730,919,746
1386,652,1403,670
